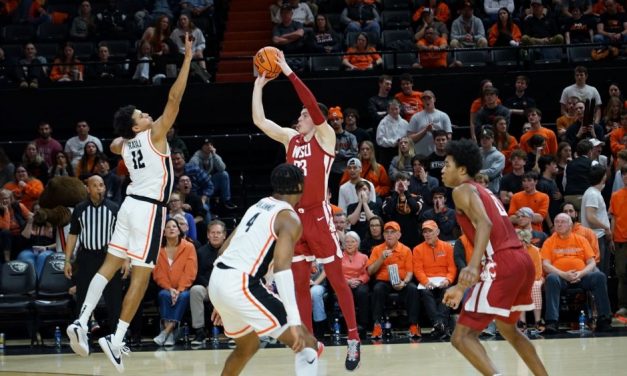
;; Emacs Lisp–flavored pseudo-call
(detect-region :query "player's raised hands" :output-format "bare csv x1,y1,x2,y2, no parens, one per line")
275,50,293,76
254,71,271,88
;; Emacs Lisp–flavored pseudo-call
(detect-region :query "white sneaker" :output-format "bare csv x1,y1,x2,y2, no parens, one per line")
164,332,175,346
153,330,168,346
98,335,130,373
66,320,89,357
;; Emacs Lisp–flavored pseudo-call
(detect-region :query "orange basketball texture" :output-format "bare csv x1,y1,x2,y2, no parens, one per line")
254,47,282,79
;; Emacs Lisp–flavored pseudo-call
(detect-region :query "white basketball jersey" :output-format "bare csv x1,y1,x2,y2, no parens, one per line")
122,129,174,202
216,197,297,279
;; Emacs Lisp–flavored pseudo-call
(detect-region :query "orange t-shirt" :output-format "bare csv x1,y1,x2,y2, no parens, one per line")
152,239,198,292
417,37,448,68
458,234,474,264
519,127,558,155
412,239,456,285
556,114,576,134
508,191,549,232
497,135,520,174
3,179,44,211
470,97,502,114
0,202,31,235
609,127,627,157
368,241,413,282
540,232,595,272
395,91,424,122
609,188,627,243
412,3,451,24
572,223,600,263
526,244,543,280
344,47,381,70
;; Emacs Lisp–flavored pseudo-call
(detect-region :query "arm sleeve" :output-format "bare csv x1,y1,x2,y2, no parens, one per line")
287,73,326,125
274,269,301,326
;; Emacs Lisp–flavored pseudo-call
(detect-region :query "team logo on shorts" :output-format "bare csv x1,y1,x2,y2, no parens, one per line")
481,260,497,281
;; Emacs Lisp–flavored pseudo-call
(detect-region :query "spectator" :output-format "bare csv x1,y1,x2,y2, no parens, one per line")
414,26,449,69
22,142,49,186
555,142,572,194
333,210,349,247
338,158,376,213
64,120,102,169
0,189,31,262
609,166,627,318
33,122,63,167
488,7,522,47
563,139,595,211
96,0,131,39
512,206,548,248
171,150,215,215
559,66,602,125
309,261,327,338
593,0,627,46
601,97,623,140
612,149,627,193
493,116,519,174
141,15,174,59
189,220,225,344
49,151,74,177
581,165,612,274
609,111,627,163
347,180,382,240
537,155,563,222
475,87,511,136
389,136,415,181
340,140,391,198
341,0,381,39
414,7,449,42
565,100,604,149
150,0,174,20
469,79,500,141
3,165,44,211
408,90,452,160
179,0,215,33
515,228,544,332
93,154,122,204
564,5,595,44
412,0,451,25
74,141,100,178
25,0,52,26
524,134,546,173
367,75,392,128
168,192,197,242
541,213,613,334
307,14,343,53
521,0,564,45
424,130,448,186
175,174,206,236
15,43,48,89
167,127,189,160
408,156,439,207
367,221,420,339
478,128,506,194
519,108,558,155
344,108,369,146
504,75,537,131
329,107,359,200
16,216,55,279
450,1,488,48
153,218,198,346
69,1,97,40
189,138,237,210
275,0,313,26
170,13,209,73
420,186,457,241
562,202,600,263
394,74,423,122
556,96,580,139
86,43,126,81
508,171,549,232
342,32,382,71
376,100,409,169
500,149,527,206
0,48,12,86
362,215,384,255
132,41,162,85
413,220,456,339
341,231,370,335
272,4,306,55
49,41,84,83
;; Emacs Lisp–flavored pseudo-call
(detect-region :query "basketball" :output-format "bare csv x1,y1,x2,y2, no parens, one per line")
254,46,282,79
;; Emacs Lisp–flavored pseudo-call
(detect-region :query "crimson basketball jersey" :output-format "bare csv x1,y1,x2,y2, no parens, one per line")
456,181,523,257
286,134,334,208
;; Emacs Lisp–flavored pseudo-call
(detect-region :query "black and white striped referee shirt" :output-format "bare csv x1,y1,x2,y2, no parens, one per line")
69,198,119,251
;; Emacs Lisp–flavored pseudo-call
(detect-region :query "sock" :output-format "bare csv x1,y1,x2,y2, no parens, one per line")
292,261,313,332
78,273,109,328
112,320,130,346
324,260,360,341
295,347,318,376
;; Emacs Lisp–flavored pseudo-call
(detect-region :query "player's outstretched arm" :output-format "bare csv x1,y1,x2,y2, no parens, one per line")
252,72,297,148
152,32,194,141
109,137,125,155
452,183,493,288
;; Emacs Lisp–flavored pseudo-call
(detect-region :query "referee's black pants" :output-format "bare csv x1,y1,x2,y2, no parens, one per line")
75,249,123,331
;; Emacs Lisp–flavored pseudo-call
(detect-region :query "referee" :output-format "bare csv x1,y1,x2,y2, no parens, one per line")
64,175,124,332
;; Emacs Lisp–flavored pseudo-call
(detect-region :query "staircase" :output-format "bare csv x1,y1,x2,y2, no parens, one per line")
217,0,275,83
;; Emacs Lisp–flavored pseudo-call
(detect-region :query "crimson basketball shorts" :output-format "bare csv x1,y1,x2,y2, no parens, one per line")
293,204,342,264
458,247,535,331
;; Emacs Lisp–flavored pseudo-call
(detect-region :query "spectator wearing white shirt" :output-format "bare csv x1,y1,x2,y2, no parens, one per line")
64,121,103,169
376,99,409,169
338,158,377,214
407,91,452,159
559,66,602,125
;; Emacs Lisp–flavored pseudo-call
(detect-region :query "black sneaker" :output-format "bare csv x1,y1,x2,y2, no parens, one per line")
543,321,559,335
191,328,206,345
345,339,360,371
223,201,238,210
431,322,449,340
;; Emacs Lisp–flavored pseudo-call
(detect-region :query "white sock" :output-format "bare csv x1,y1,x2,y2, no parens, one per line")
78,273,109,328
295,347,318,376
112,320,130,346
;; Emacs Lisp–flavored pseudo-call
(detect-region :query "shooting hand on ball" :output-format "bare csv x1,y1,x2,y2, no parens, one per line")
275,50,293,76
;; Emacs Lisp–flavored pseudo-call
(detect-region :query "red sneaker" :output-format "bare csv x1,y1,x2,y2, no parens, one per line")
409,324,421,338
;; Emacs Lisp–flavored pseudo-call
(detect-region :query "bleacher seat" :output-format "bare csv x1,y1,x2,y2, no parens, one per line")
567,45,594,63
382,29,413,50
0,261,37,345
454,49,490,67
2,44,23,60
327,13,343,32
1,24,35,43
491,48,521,66
383,51,416,70
532,47,564,65
381,10,411,30
310,55,342,71
33,254,73,344
36,43,60,61
383,0,410,10
101,39,131,59
36,23,69,42
72,41,94,60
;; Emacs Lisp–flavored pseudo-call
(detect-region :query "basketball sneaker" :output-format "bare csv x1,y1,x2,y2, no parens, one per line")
66,320,89,357
98,335,130,373
370,323,382,340
345,339,360,371
409,324,422,339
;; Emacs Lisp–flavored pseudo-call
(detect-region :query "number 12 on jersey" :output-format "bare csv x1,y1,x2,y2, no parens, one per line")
131,150,146,169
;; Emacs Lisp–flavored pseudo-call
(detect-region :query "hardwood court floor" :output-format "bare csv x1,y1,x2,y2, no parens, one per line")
1,335,626,376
